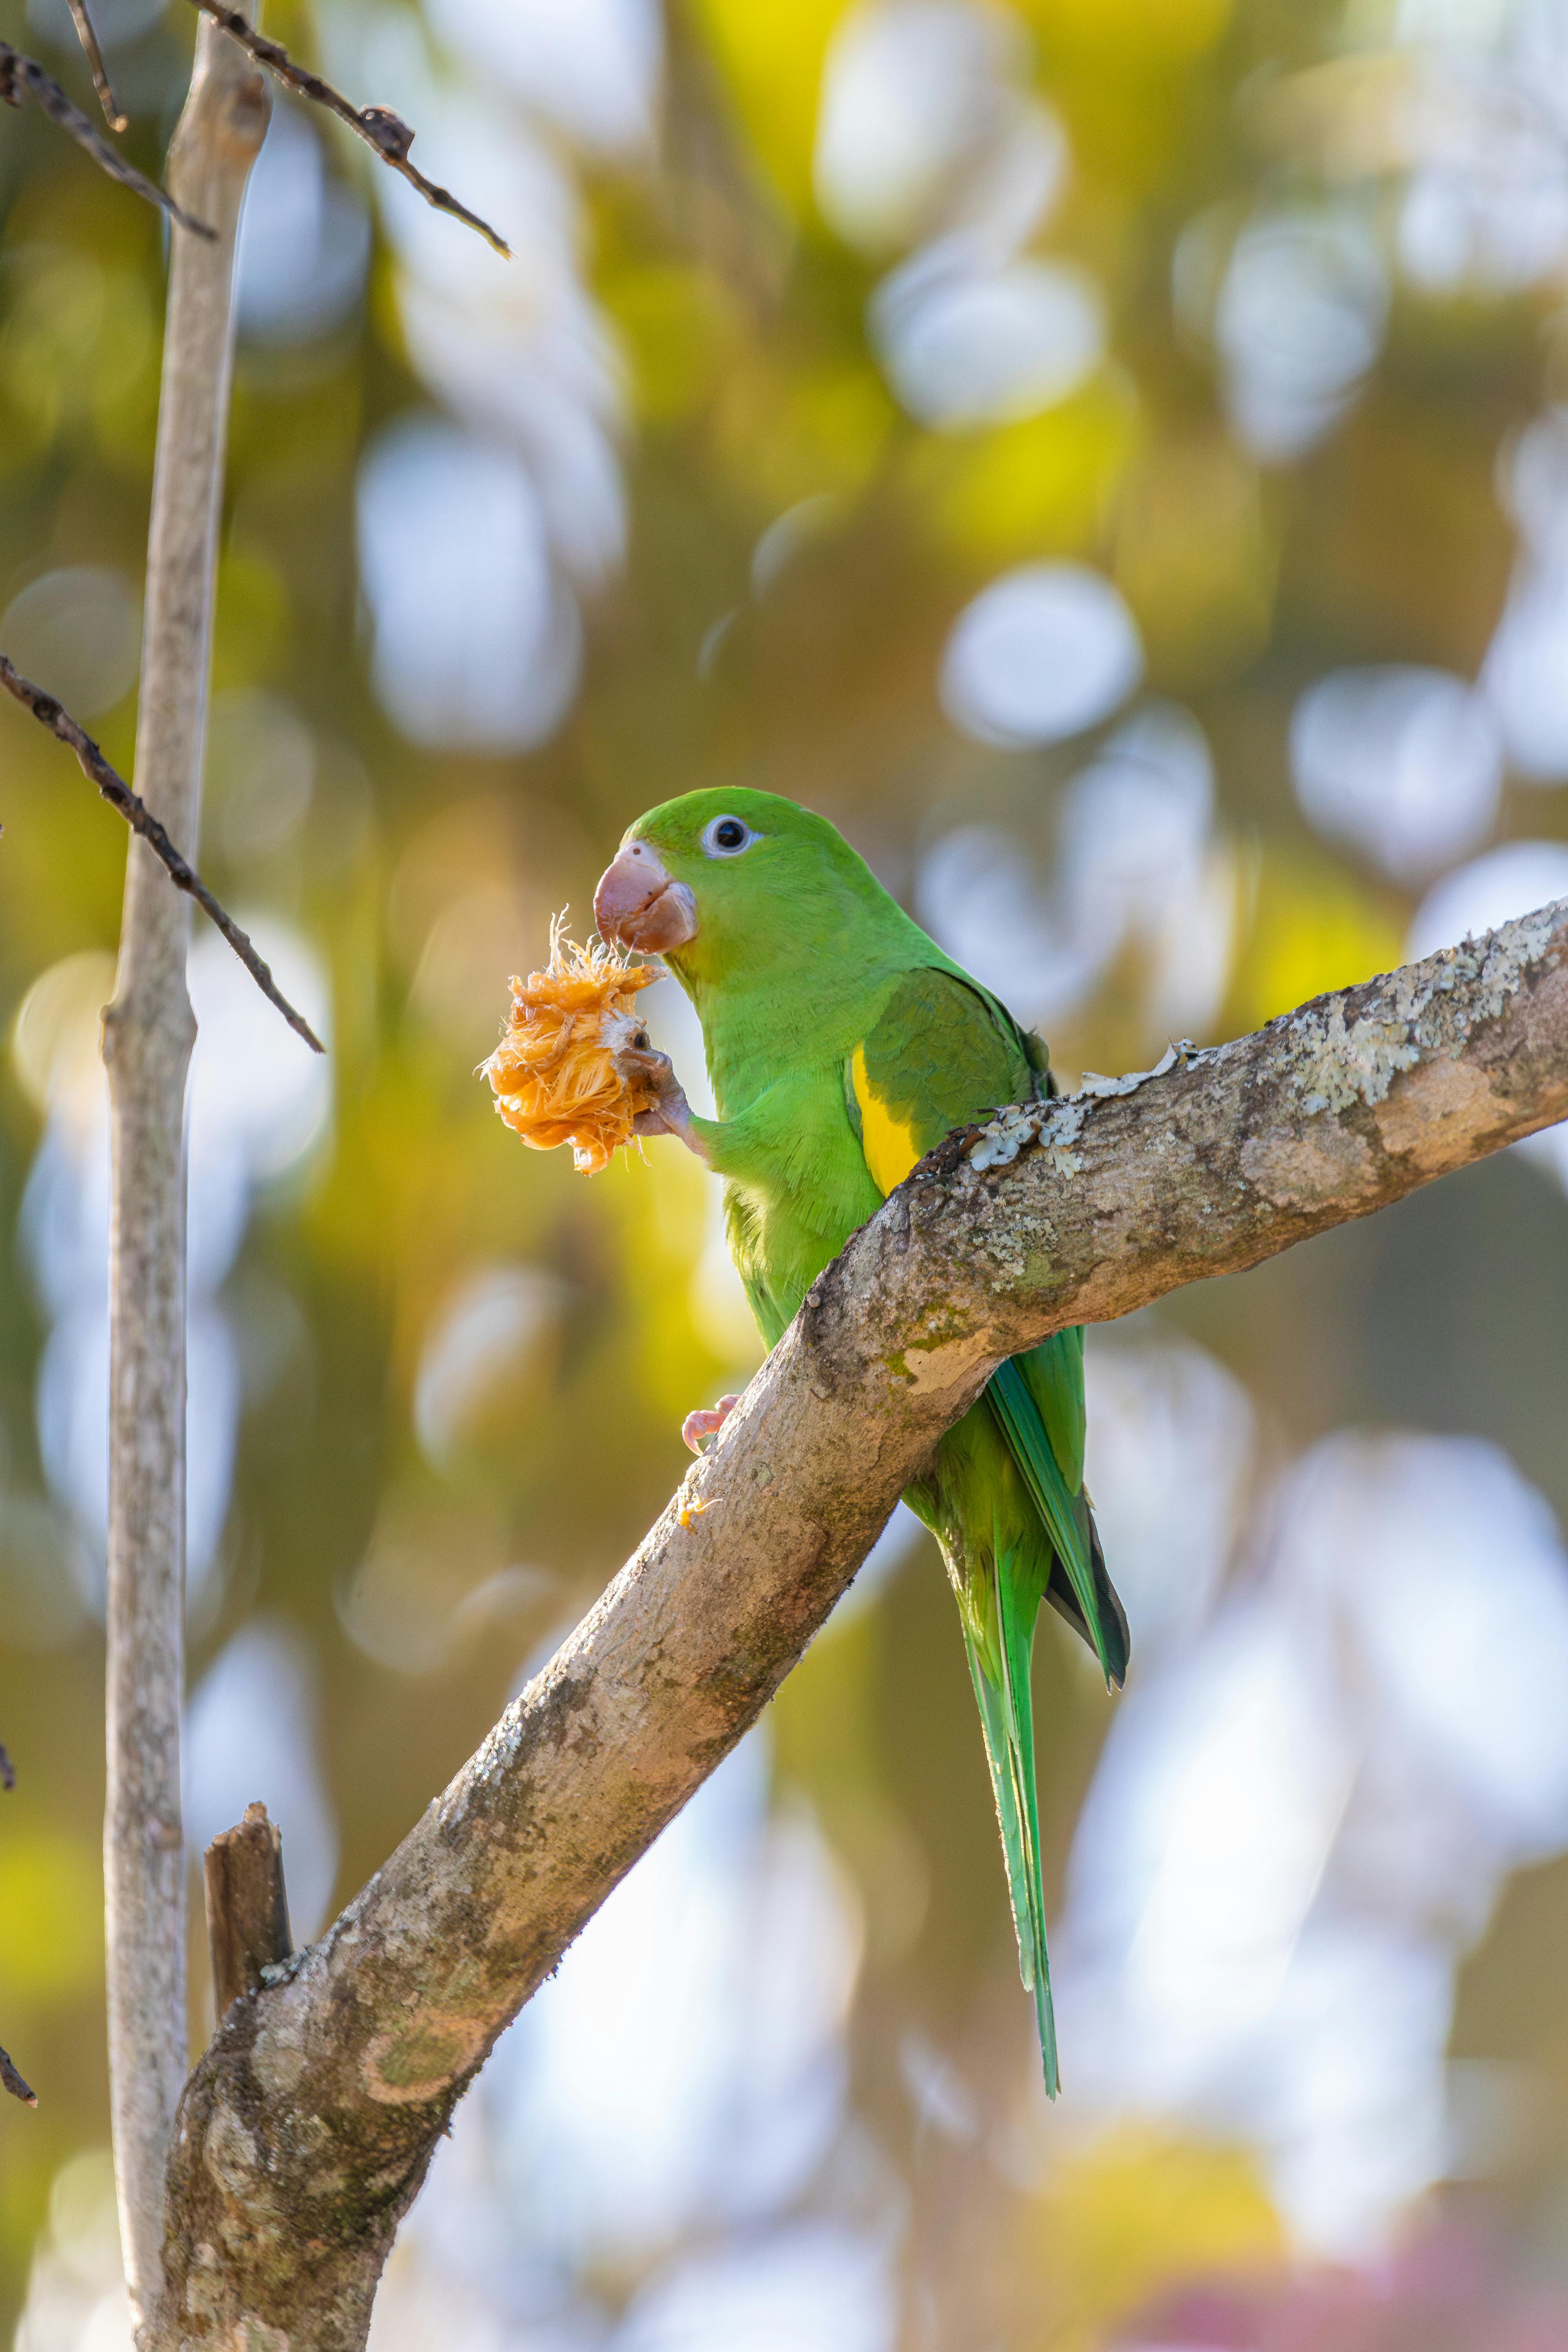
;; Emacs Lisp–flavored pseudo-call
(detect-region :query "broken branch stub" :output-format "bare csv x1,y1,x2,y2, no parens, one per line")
205,1804,293,2022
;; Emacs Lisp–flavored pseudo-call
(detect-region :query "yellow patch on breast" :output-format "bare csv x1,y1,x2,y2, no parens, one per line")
851,1045,923,1197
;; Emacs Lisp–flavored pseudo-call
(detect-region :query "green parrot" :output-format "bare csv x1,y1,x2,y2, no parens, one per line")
593,786,1127,2091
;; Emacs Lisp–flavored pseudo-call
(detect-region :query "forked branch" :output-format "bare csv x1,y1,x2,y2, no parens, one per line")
0,39,213,236
7,0,506,252
156,900,1568,2349
180,0,512,255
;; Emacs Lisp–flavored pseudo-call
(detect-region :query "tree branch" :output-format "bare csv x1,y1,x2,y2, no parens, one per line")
0,656,325,1054
156,901,1568,2349
0,2045,37,2109
0,39,214,236
63,0,125,132
102,16,269,2336
180,0,513,257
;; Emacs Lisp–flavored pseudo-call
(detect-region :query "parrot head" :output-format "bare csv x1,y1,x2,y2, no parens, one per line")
593,787,888,983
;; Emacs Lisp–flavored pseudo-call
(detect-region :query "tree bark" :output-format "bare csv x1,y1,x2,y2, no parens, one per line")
101,18,267,2336
153,900,1568,2347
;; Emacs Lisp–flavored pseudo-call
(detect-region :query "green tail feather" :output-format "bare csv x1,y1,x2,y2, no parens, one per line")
963,1536,1059,2096
987,1356,1128,1690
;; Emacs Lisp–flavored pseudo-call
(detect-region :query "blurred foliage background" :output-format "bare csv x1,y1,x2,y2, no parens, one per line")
4,0,1568,2345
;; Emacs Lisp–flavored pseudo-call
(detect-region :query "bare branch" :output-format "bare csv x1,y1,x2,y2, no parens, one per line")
204,1804,292,2022
180,0,512,256
0,2045,37,2109
0,40,213,237
156,901,1568,2349
63,0,126,132
0,656,325,1055
102,20,269,2331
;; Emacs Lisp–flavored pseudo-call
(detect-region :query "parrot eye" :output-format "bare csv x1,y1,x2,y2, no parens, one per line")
702,815,757,858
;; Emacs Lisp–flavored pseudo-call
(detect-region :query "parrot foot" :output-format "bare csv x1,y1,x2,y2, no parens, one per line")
682,1394,739,1454
625,1047,710,1164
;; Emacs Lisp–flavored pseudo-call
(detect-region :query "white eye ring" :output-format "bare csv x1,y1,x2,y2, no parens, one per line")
701,815,759,858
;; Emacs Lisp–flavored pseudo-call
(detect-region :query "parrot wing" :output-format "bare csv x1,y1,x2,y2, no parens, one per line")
848,964,1131,2090
848,966,1129,1689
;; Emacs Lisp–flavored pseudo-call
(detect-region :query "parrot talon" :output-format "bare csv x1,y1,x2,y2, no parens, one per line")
681,1394,739,1454
624,1047,710,1163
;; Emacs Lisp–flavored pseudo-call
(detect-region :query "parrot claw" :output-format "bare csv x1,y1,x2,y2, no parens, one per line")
682,1394,739,1454
624,1049,711,1164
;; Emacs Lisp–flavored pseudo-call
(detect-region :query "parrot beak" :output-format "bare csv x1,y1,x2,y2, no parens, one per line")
593,842,699,955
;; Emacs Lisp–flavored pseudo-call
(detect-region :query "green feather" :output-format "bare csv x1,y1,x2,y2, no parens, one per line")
962,1524,1060,2094
620,786,1129,2089
987,1357,1127,1690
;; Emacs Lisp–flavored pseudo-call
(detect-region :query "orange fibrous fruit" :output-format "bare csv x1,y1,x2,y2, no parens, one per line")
481,918,663,1176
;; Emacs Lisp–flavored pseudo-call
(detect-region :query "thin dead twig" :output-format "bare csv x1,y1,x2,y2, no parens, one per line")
0,2046,36,2109
1,1738,29,2115
0,40,213,238
64,0,125,132
0,656,325,1055
180,0,512,256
